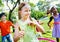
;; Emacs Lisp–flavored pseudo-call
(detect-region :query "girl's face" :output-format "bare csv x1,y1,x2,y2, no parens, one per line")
19,4,31,19
52,8,57,14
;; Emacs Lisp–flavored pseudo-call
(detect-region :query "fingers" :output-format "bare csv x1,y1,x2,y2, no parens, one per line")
19,31,25,38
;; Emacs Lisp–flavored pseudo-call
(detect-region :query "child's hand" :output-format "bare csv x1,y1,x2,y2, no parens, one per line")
19,30,25,38
14,30,25,42
28,21,36,26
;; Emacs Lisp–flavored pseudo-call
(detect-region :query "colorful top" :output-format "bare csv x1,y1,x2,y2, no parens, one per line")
49,19,54,27
52,13,60,38
0,21,13,36
47,13,51,18
18,20,39,42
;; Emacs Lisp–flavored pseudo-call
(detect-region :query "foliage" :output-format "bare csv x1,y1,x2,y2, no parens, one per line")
0,0,3,6
29,2,35,7
57,8,60,13
56,4,60,13
37,0,51,11
31,10,46,20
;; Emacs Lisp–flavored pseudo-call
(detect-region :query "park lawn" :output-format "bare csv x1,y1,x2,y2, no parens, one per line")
0,36,2,42
39,17,56,42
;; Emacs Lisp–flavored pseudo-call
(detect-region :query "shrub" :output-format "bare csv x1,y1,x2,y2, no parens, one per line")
31,10,45,20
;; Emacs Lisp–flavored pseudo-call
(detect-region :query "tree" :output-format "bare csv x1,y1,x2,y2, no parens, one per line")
5,0,20,22
0,0,4,12
0,0,32,22
0,0,3,6
37,0,51,11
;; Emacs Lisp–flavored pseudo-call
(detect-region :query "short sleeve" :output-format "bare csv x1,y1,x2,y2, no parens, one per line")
8,21,13,26
0,22,1,29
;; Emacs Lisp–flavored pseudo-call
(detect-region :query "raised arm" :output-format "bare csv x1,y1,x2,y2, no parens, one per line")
31,18,45,33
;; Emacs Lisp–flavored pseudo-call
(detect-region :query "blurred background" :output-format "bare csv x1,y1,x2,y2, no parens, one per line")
0,0,60,42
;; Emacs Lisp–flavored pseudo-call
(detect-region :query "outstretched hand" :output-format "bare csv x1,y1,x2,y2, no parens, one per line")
19,30,25,38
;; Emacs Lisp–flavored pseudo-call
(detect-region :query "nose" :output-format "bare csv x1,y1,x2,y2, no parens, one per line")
25,11,30,15
25,13,29,16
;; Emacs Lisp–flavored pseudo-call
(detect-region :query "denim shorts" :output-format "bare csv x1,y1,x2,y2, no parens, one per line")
2,34,14,42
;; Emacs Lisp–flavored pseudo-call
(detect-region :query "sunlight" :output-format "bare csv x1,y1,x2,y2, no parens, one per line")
29,0,39,4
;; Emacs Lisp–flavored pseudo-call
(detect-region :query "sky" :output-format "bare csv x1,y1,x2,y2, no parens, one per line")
29,0,39,4
2,0,39,12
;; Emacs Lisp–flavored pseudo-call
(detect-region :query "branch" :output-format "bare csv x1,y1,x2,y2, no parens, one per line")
11,0,20,11
6,0,11,10
9,0,20,21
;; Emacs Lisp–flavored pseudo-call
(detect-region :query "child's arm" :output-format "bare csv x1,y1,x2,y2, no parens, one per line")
37,20,43,25
35,21,45,33
48,16,54,26
29,18,45,33
0,24,1,36
14,23,24,36
14,22,25,42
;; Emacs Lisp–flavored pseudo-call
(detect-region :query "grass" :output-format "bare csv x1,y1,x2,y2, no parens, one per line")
0,36,2,42
39,17,56,42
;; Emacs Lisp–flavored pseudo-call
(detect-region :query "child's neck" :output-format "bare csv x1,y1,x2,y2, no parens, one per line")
2,20,7,23
21,16,30,21
53,13,59,16
21,17,30,21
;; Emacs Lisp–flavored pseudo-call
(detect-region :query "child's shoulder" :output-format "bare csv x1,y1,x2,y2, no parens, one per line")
0,21,2,23
6,21,13,24
7,21,11,22
0,21,1,23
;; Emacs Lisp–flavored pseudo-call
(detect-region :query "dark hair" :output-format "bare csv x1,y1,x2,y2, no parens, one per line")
18,3,26,11
0,12,6,18
50,7,57,12
47,9,50,14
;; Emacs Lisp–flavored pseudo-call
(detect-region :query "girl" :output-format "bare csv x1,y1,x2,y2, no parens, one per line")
48,16,54,31
14,2,45,42
47,9,54,31
47,9,51,18
50,7,60,42
0,13,14,42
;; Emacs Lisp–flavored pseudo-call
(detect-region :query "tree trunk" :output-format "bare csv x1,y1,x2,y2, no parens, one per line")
9,0,20,22
9,10,13,22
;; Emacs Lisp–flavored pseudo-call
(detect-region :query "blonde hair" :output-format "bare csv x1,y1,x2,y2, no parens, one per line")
18,2,29,19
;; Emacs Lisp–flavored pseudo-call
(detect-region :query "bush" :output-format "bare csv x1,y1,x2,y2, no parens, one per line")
31,10,46,20
57,8,60,13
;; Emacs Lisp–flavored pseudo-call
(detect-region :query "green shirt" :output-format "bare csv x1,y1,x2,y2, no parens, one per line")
18,20,39,42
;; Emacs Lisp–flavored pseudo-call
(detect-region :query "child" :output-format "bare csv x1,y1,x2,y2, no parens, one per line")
47,9,54,31
50,7,60,42
14,2,45,42
0,13,14,42
47,9,51,18
48,16,54,31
